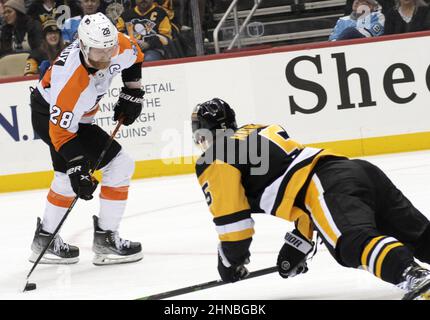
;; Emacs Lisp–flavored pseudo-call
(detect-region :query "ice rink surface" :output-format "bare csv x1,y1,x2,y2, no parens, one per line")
1,150,430,300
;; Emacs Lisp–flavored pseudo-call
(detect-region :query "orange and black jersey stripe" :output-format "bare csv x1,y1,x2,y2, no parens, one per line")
195,124,343,244
35,33,144,158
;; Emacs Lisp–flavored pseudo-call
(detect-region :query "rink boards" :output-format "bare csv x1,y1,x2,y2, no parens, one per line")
1,31,430,192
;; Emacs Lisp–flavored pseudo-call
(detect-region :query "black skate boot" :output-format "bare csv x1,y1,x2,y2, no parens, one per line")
29,217,79,264
92,215,143,266
399,262,430,300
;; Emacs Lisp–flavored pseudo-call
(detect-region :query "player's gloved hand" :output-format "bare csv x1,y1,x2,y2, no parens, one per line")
113,87,145,126
217,245,250,283
66,156,99,200
277,229,314,278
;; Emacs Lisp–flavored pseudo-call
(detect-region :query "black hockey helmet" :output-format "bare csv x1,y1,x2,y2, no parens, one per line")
191,98,238,148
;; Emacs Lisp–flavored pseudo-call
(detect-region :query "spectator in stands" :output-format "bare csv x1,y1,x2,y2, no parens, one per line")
0,0,43,56
0,0,5,25
104,1,124,23
27,0,63,24
116,0,172,61
156,0,182,28
61,0,100,44
157,0,173,17
384,0,430,34
157,0,181,30
154,0,189,58
24,19,64,77
329,0,385,41
345,0,395,15
102,0,135,21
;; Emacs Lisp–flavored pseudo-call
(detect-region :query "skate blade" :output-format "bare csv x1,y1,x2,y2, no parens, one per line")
402,279,430,300
29,252,79,265
93,251,143,266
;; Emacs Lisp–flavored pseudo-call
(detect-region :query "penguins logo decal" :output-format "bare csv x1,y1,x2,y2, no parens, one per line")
130,18,156,39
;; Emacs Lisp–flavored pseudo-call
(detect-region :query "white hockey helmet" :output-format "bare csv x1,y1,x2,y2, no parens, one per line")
78,12,119,68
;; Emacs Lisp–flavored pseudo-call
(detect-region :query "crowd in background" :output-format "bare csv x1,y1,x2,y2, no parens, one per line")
0,0,211,76
0,0,430,77
329,0,430,41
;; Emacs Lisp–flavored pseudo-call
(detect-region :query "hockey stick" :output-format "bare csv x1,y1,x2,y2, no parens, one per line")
23,119,124,292
137,266,278,300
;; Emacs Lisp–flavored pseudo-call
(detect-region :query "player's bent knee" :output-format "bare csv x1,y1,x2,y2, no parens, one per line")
50,171,74,196
118,151,135,180
335,228,381,268
102,150,135,186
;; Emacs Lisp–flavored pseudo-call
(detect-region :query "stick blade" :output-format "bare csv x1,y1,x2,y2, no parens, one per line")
23,281,37,292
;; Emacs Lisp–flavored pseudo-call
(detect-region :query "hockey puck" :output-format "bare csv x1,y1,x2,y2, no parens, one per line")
24,283,37,291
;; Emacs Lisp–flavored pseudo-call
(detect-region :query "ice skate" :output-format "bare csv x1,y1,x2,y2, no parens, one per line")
92,215,143,266
399,262,430,300
29,217,79,264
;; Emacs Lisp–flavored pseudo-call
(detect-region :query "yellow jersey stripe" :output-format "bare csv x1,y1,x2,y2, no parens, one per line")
361,236,385,270
292,207,314,241
375,242,403,278
304,178,339,247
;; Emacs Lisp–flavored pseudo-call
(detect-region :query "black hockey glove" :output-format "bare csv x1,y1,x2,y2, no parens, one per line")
277,229,314,279
113,87,145,126
66,156,99,200
217,245,250,283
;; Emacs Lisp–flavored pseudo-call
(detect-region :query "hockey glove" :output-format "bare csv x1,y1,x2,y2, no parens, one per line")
113,87,145,126
66,156,99,200
277,229,314,279
217,244,250,283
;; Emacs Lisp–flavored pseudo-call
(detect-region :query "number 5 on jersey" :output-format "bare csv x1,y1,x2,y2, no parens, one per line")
50,105,74,129
202,181,212,206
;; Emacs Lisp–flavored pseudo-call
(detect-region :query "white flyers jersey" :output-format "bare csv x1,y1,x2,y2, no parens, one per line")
36,32,144,152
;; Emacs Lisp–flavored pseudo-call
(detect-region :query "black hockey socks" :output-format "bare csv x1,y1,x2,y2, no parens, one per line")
360,236,414,284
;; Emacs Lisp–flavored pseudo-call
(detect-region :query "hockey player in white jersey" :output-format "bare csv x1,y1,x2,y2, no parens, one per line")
29,13,145,265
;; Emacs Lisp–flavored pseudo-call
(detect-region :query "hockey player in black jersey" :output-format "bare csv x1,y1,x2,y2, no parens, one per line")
192,98,430,300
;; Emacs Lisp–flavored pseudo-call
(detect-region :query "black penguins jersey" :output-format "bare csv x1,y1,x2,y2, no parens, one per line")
195,124,344,245
116,3,172,47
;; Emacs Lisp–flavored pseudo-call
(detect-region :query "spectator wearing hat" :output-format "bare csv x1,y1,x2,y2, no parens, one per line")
24,19,64,77
384,0,430,34
329,0,385,41
0,0,43,56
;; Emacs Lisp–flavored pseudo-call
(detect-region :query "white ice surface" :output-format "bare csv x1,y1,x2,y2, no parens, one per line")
1,150,430,300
